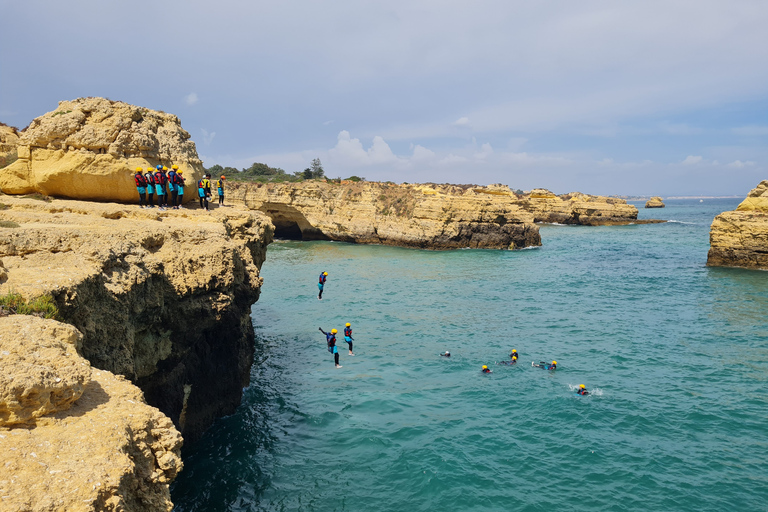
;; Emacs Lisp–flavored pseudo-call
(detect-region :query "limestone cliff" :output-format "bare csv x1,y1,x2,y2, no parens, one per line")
513,188,642,224
0,97,203,201
0,195,273,442
708,180,768,269
0,315,182,511
228,181,541,249
645,196,665,208
0,123,19,168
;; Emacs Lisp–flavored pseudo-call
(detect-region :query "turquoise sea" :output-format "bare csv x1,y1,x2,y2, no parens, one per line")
171,199,768,511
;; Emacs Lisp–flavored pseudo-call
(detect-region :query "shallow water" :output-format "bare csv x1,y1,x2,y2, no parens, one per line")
171,199,768,511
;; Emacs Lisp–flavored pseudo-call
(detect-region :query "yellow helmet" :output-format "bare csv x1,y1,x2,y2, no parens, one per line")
177,169,183,174
162,166,168,171
345,323,351,327
171,165,179,170
482,365,488,369
511,349,516,353
552,361,557,365
331,329,337,334
579,384,585,388
147,167,154,172
323,272,328,276
135,166,143,172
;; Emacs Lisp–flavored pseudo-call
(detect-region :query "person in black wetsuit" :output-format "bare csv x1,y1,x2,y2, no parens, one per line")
577,384,589,395
482,365,492,373
318,271,328,300
343,323,354,355
533,360,557,370
319,327,342,368
440,351,451,357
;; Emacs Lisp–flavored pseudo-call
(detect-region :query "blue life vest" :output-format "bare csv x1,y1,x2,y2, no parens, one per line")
319,274,326,284
344,326,351,337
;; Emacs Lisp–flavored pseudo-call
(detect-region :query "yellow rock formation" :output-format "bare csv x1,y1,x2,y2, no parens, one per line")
645,196,665,208
0,98,203,202
0,124,19,167
0,316,182,511
228,181,541,249
708,180,768,269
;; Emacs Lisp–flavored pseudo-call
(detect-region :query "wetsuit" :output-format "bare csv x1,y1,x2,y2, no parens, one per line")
154,171,166,207
577,389,589,395
198,178,210,210
176,175,185,206
146,172,155,207
216,179,224,205
168,170,178,207
482,368,492,373
134,172,147,207
318,273,327,299
344,326,353,353
319,328,340,366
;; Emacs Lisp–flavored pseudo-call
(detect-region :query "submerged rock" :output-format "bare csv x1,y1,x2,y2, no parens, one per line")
708,180,768,269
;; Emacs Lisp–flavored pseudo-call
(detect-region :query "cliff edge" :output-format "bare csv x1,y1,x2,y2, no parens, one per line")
0,315,182,511
0,195,273,442
708,180,768,269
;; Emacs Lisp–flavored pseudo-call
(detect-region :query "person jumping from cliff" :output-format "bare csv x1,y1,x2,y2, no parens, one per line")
145,167,155,207
344,322,354,355
198,174,211,211
134,167,148,208
319,327,342,368
318,271,328,300
216,175,226,206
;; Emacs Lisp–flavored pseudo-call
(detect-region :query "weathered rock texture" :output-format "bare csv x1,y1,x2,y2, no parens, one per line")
0,316,90,426
0,195,273,442
0,124,19,167
0,97,203,202
516,187,644,224
708,180,768,269
645,196,665,208
0,315,182,512
229,181,541,249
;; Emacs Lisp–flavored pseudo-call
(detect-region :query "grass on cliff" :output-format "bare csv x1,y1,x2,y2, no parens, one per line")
0,292,59,320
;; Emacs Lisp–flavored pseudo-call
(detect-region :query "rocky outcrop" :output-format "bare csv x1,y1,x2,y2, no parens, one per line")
0,195,273,442
228,181,541,249
0,97,203,202
645,196,665,208
0,124,19,168
708,180,768,269
0,315,182,511
512,188,644,225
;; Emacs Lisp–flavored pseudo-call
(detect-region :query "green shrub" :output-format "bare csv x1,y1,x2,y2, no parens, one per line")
0,292,59,320
0,221,19,228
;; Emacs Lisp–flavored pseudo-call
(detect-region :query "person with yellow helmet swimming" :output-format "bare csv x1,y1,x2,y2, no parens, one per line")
498,349,519,365
318,271,328,300
482,365,493,374
318,327,342,368
343,322,354,355
533,360,557,370
576,384,589,396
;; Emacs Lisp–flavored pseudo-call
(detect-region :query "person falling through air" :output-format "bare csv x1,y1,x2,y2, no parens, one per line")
344,322,354,356
318,327,342,368
318,271,328,300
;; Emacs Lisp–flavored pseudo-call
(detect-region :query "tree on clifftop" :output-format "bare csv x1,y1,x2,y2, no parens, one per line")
310,158,325,179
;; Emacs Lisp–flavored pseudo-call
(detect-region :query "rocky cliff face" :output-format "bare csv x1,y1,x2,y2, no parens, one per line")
0,97,204,202
708,180,768,269
0,315,183,511
0,124,19,167
645,196,665,208
229,181,541,249
227,181,644,249
0,195,273,442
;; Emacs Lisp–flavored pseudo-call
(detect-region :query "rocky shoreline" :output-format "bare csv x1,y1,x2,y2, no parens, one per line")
708,180,768,270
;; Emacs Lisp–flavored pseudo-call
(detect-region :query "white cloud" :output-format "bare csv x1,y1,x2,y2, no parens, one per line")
327,131,401,167
474,143,494,159
184,92,199,106
727,160,756,168
452,117,470,127
439,154,469,165
411,144,435,161
201,128,216,145
681,155,703,165
323,120,334,126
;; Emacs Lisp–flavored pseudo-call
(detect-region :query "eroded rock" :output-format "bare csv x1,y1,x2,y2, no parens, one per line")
645,196,665,208
708,180,768,269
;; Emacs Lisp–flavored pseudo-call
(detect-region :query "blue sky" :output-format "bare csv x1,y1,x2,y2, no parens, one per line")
1,0,767,195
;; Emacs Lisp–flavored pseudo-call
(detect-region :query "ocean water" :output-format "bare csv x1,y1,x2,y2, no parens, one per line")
171,199,768,512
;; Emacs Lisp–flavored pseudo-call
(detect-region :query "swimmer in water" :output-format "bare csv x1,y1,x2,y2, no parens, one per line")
533,360,557,370
440,351,451,357
482,365,492,373
577,384,589,395
499,349,519,365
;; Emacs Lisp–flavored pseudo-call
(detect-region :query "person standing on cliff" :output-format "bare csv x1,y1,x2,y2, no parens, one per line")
319,327,342,368
134,167,148,208
168,165,179,209
154,165,166,210
318,271,328,300
161,166,170,204
343,322,354,356
198,174,211,211
176,169,185,208
146,167,155,207
216,175,226,206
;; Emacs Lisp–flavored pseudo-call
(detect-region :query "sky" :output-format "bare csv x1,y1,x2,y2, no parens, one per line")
1,0,767,196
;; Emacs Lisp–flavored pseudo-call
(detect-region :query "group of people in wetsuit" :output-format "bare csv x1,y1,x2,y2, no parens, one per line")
443,349,589,394
319,323,354,368
133,166,227,211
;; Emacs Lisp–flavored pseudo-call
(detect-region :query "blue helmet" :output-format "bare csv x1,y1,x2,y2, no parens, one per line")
156,164,162,170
